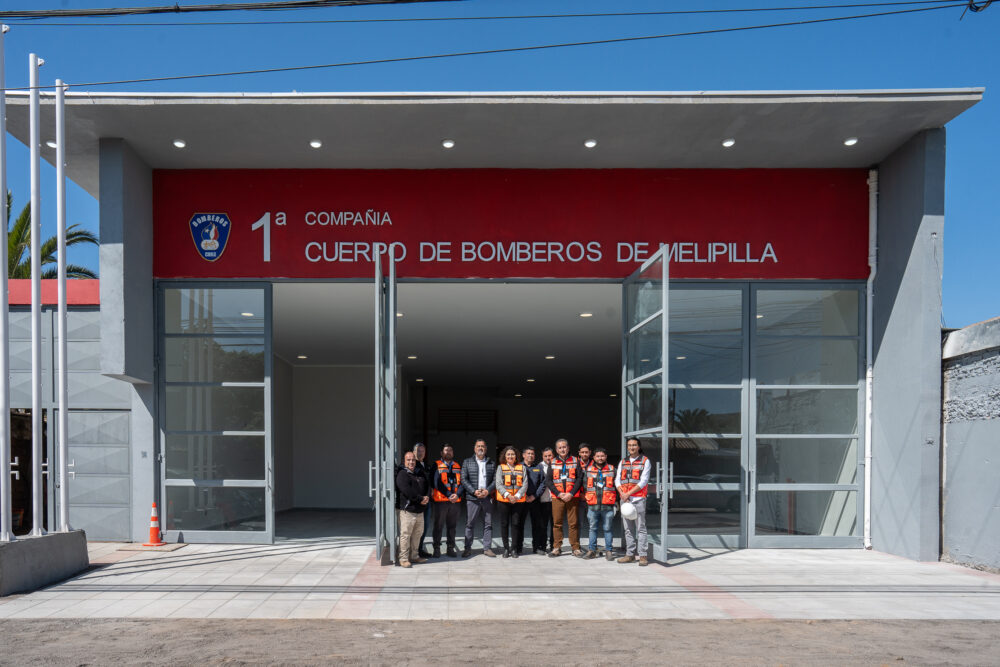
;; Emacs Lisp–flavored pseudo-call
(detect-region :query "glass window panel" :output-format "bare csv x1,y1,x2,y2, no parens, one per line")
165,486,265,532
671,335,742,385
669,389,741,434
626,315,662,380
756,439,858,484
755,338,859,385
670,289,742,334
164,288,265,334
626,256,663,327
668,491,742,534
755,490,857,536
756,289,859,336
669,437,741,479
165,386,264,432
165,337,265,383
626,382,662,432
757,388,859,434
165,435,265,480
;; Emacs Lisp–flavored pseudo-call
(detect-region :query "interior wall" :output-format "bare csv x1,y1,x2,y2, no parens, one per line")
291,365,375,509
273,356,294,512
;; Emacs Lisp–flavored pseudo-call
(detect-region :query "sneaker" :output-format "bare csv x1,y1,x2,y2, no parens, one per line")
433,546,441,558
606,551,615,562
502,549,511,558
548,549,561,558
617,555,636,564
483,549,497,558
400,561,412,568
638,557,649,567
572,550,585,558
462,547,472,558
583,550,597,560
447,547,458,558
412,557,428,564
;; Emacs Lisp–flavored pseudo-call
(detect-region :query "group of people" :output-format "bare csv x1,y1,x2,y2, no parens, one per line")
394,437,650,568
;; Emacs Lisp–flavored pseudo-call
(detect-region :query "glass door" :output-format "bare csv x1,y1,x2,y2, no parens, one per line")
159,285,273,544
621,247,669,562
374,255,399,564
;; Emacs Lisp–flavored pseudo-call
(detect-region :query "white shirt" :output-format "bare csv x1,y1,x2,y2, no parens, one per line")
476,456,487,489
615,455,651,491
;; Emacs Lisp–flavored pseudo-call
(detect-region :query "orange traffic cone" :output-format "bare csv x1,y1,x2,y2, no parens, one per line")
143,502,166,547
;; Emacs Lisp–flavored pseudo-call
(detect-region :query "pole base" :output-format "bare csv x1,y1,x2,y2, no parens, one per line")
0,531,15,543
28,528,47,537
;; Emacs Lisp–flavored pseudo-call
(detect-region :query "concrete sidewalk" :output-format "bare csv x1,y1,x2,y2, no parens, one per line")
1,539,999,620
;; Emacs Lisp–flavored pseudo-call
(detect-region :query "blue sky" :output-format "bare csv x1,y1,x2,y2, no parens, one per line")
2,0,997,327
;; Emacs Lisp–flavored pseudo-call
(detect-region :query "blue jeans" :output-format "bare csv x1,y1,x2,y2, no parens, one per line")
587,505,615,552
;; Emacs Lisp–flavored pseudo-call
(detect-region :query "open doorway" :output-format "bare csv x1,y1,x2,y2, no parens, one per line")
271,281,621,541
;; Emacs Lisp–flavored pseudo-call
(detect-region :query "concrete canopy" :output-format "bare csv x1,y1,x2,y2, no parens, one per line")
3,88,983,198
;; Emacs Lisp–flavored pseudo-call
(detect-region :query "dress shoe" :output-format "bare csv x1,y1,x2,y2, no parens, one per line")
462,547,472,558
483,549,497,558
412,557,428,564
511,550,519,559
502,548,511,558
433,546,441,558
617,555,636,564
447,547,458,558
638,557,649,566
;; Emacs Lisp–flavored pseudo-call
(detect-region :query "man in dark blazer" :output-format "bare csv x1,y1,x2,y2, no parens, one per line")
461,438,497,558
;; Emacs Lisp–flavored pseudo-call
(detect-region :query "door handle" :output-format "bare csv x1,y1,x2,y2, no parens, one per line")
655,462,662,500
368,460,376,498
668,461,674,500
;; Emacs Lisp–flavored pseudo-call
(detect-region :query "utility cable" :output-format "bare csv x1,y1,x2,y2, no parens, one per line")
0,0,460,20
3,2,973,91
1,0,967,27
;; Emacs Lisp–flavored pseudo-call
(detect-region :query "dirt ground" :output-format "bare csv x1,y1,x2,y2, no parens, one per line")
2,619,999,666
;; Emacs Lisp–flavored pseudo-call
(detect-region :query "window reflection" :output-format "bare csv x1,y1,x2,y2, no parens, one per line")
756,290,859,336
755,490,857,536
669,389,741,434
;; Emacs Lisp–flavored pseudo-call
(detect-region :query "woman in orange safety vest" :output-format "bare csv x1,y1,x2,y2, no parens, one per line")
494,445,529,558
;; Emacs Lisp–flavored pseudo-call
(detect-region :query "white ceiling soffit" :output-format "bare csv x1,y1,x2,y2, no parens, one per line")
3,88,983,198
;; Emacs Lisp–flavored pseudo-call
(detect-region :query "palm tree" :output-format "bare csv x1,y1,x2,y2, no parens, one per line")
6,192,98,279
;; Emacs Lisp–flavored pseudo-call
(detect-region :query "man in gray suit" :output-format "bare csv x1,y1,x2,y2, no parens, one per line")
461,439,497,558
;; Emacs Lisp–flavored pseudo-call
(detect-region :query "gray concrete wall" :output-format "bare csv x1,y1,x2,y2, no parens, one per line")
871,129,946,561
941,318,1000,570
98,138,156,542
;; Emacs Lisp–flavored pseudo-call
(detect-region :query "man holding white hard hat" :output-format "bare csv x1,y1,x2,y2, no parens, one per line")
616,437,651,566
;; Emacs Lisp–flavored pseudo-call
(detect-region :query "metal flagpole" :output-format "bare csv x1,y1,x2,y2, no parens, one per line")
28,52,45,537
0,24,14,543
55,78,70,532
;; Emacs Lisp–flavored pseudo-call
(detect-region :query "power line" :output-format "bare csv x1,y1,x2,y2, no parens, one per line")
3,2,972,91
0,0,459,20
0,0,966,27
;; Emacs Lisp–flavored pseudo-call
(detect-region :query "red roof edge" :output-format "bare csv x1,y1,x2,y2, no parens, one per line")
8,279,100,306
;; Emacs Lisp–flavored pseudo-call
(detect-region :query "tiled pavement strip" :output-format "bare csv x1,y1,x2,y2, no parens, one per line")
1,539,999,621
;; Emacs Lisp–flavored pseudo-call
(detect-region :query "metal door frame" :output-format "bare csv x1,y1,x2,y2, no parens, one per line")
374,255,399,565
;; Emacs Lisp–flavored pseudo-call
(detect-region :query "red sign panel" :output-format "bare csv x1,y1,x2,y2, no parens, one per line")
153,169,869,280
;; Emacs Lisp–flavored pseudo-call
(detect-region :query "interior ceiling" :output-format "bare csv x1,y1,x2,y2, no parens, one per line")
3,89,982,198
273,282,621,398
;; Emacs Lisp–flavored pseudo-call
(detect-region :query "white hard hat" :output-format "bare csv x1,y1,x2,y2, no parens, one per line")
620,502,637,520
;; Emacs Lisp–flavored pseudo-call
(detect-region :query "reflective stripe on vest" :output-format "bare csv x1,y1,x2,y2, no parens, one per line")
551,456,579,495
584,464,617,506
431,459,462,502
618,455,649,498
496,463,525,503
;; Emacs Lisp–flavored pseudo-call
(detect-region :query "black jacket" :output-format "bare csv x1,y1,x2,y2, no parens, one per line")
524,462,547,499
396,466,428,513
461,456,496,496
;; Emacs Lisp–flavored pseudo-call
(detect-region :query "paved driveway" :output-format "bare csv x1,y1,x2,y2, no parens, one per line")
1,539,999,620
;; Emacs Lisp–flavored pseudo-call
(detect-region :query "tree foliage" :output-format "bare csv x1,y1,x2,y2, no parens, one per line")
6,191,99,279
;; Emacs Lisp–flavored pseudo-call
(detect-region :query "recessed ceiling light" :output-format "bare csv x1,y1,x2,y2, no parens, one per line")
309,139,322,149
45,140,57,149
416,378,424,382
172,139,186,149
610,393,617,398
584,139,597,149
241,312,254,317
579,312,593,318
441,139,455,149
396,312,403,317
526,378,535,382
514,393,522,398
844,137,859,147
722,138,736,148
675,356,687,360
297,355,308,359
640,358,650,362
407,355,417,360
545,355,555,360
756,314,764,319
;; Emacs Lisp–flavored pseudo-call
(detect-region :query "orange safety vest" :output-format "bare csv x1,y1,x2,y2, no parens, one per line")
551,456,580,496
431,459,462,502
618,455,649,499
496,463,526,503
584,464,617,506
